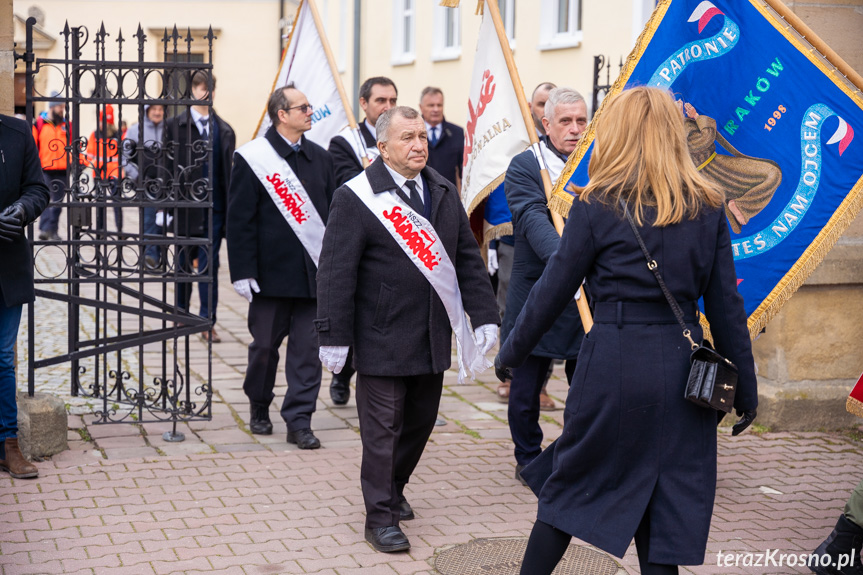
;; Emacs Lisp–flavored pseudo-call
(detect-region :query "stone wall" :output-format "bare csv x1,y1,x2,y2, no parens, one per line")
752,1,863,430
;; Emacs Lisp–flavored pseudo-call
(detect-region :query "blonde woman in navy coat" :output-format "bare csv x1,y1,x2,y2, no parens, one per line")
496,86,758,575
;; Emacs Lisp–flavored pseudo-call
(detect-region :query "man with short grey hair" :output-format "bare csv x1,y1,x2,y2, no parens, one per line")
501,87,588,486
316,106,499,553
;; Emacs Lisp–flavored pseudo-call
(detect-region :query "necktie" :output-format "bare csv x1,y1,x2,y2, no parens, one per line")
200,117,209,138
405,180,423,212
429,126,439,147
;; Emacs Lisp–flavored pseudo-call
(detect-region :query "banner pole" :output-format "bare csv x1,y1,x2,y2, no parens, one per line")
306,0,370,167
484,0,593,331
762,0,863,95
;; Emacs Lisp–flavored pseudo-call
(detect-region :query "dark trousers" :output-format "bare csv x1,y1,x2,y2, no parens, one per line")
37,170,66,233
198,214,224,322
508,355,576,466
174,245,198,314
356,372,444,528
243,296,322,431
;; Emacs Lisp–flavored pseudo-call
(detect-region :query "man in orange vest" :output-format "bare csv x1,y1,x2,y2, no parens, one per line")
34,92,71,241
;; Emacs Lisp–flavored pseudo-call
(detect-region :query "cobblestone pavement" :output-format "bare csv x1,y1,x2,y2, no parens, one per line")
5,241,863,574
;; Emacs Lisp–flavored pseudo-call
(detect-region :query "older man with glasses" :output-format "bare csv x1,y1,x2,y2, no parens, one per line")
227,84,336,449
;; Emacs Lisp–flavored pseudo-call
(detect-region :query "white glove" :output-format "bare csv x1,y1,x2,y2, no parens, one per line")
487,248,499,275
232,278,260,303
473,323,498,355
319,346,349,374
154,211,173,228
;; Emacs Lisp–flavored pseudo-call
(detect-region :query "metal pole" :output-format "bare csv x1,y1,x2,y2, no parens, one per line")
352,0,361,117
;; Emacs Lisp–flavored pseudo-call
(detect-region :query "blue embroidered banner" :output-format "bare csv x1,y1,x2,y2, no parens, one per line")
553,0,863,337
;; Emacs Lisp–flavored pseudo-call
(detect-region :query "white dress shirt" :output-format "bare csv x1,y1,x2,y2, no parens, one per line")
383,163,424,206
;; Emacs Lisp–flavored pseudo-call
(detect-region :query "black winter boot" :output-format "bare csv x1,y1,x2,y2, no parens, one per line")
810,514,863,575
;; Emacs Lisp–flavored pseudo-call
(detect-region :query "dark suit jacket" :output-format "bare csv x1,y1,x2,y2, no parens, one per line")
316,160,499,376
227,126,336,299
501,142,584,359
164,110,235,237
328,120,375,187
426,119,464,187
0,115,50,307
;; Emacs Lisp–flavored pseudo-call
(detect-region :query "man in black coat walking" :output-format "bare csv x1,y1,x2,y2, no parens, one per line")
228,85,336,449
0,114,50,479
502,88,588,485
324,76,398,407
419,86,464,188
316,106,499,553
163,71,236,343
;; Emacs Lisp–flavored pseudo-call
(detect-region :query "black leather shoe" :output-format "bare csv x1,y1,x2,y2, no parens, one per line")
329,376,350,405
364,525,411,553
287,428,321,450
249,404,273,435
398,495,415,521
515,464,528,487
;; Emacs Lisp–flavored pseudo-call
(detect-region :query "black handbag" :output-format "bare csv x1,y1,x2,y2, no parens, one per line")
620,201,737,413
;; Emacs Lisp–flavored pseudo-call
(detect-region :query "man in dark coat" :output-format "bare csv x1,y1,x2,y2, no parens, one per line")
228,85,336,450
316,106,499,553
0,114,50,479
502,87,588,484
324,76,398,406
419,86,464,188
164,71,236,343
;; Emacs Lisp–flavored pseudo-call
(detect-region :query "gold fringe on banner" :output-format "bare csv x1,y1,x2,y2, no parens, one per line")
847,396,863,419
547,0,863,342
438,0,460,7
466,172,508,218
484,222,513,244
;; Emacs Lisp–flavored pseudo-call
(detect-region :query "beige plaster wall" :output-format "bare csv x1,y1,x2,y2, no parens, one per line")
357,1,638,125
1,0,14,115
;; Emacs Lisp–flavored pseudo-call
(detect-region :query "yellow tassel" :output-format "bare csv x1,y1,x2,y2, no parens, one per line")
847,396,863,419
476,0,484,15
439,0,460,7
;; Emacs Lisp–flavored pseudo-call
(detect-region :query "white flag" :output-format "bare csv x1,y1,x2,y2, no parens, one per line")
253,0,349,147
461,6,531,216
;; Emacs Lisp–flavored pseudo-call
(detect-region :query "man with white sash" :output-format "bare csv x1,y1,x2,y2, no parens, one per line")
324,76,398,407
501,87,588,487
227,85,336,450
315,107,499,553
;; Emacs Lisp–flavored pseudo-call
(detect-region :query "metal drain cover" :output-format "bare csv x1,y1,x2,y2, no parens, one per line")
435,537,621,575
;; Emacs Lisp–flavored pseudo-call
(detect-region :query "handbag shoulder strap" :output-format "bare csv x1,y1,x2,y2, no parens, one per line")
619,199,699,350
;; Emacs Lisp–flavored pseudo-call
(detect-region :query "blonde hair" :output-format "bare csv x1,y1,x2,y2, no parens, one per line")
578,86,723,226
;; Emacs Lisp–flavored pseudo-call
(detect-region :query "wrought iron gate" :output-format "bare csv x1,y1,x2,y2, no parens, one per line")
592,55,624,117
18,18,217,438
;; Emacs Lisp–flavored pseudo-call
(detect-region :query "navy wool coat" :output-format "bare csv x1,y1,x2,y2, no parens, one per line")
501,145,584,359
315,159,499,376
425,119,464,187
499,195,757,565
0,115,50,307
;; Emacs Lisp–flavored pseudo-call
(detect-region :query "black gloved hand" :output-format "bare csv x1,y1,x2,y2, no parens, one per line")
494,354,513,383
731,409,757,436
0,203,26,242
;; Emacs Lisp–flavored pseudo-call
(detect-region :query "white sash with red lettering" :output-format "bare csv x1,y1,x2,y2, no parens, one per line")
345,172,492,383
335,125,380,166
236,137,327,267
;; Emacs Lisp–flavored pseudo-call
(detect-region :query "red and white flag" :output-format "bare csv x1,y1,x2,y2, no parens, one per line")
460,3,531,217
253,0,351,148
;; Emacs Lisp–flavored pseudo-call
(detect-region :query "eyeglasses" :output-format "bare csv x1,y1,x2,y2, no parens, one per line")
285,104,314,114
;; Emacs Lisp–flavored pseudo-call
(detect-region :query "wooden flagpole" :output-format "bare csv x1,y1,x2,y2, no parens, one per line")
306,0,370,167
483,0,593,331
